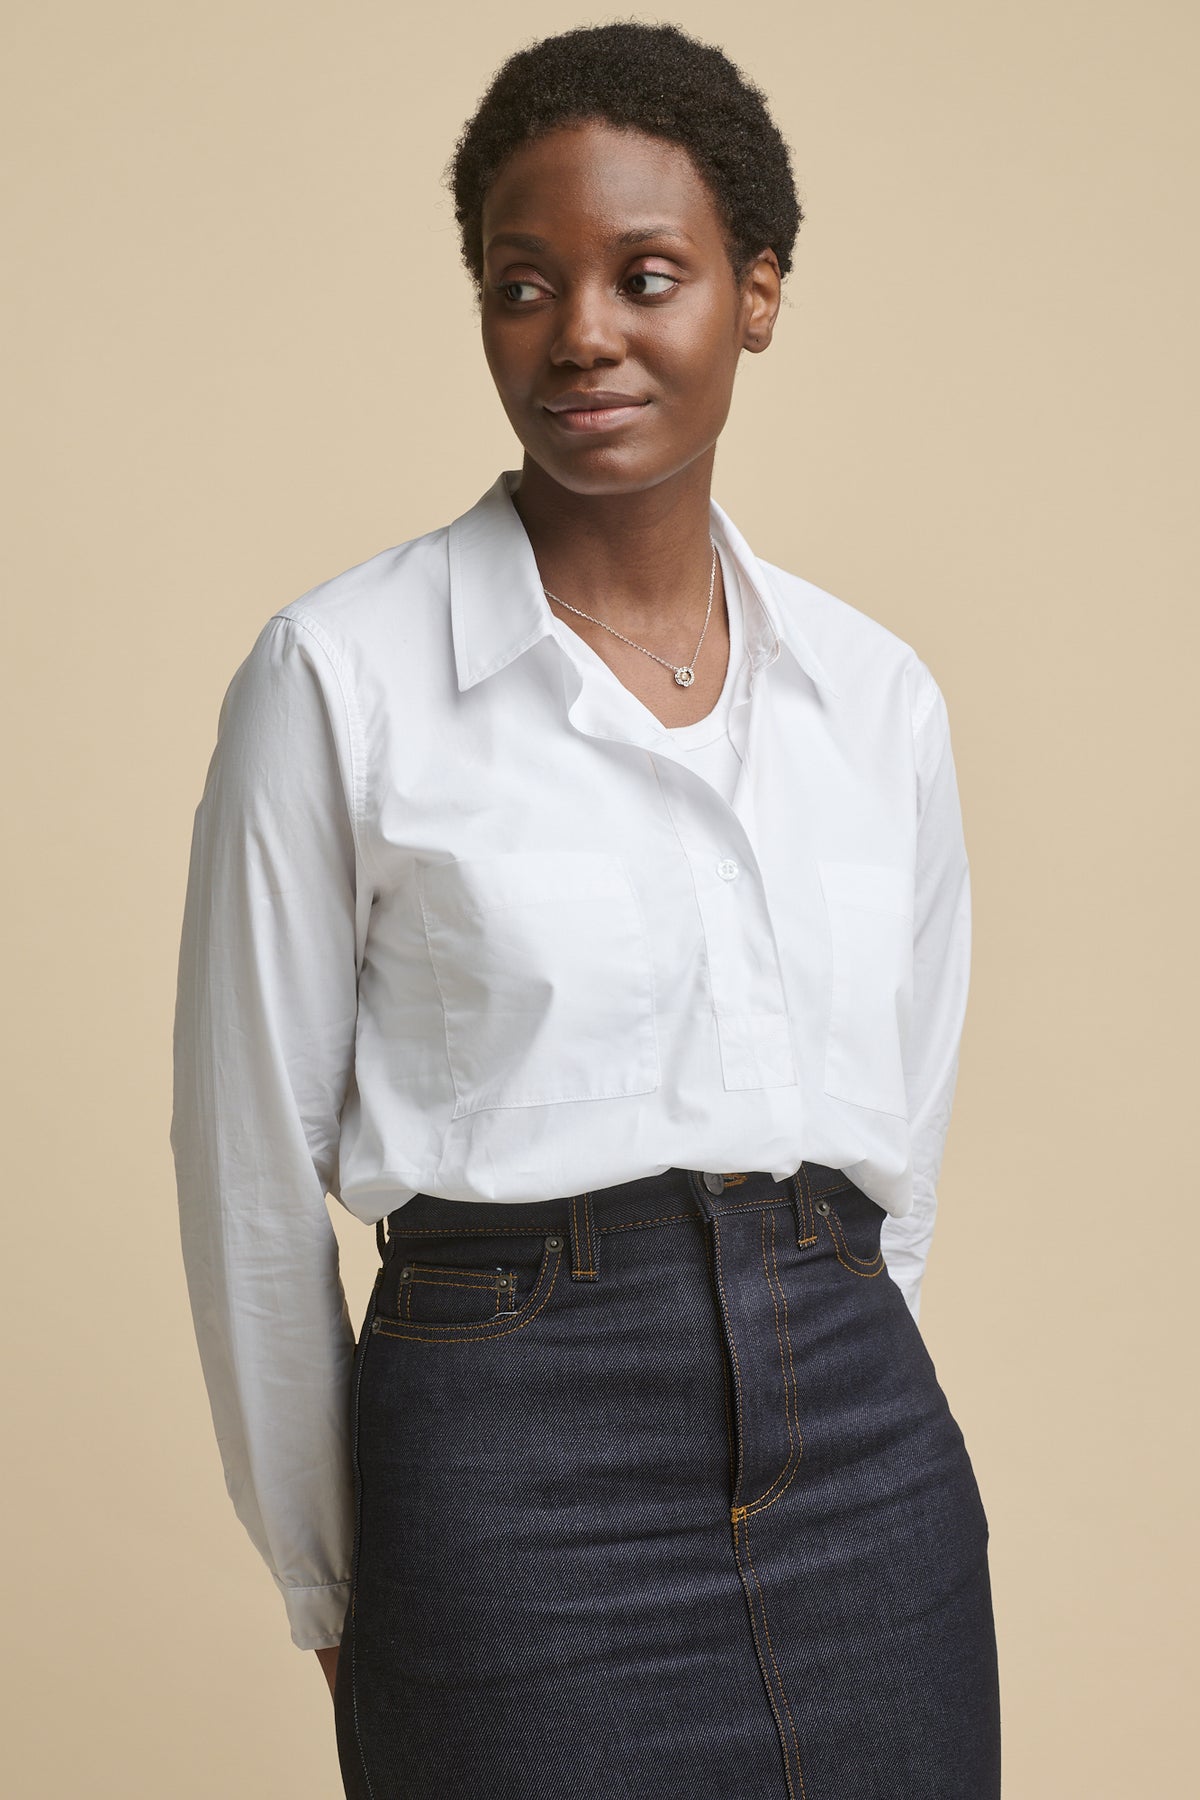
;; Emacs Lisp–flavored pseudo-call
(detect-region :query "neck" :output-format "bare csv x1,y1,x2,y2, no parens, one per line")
510,450,718,630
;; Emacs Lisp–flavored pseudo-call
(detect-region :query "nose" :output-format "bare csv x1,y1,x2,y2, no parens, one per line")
549,282,624,369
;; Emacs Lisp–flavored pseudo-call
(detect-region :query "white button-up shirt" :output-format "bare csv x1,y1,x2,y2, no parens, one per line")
171,469,971,1650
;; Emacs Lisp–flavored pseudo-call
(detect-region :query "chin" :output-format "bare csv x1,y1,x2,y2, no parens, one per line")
545,466,666,497
524,440,694,498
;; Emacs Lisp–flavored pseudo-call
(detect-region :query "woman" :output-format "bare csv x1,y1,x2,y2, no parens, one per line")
172,22,1001,1799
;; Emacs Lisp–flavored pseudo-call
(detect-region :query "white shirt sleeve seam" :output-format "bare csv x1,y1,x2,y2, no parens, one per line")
273,608,381,891
909,661,943,742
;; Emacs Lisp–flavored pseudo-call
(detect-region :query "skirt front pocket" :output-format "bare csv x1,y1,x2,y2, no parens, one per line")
371,1227,565,1344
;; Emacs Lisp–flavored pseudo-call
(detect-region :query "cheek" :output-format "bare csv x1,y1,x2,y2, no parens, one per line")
645,305,742,402
660,342,739,425
481,321,535,396
481,330,511,391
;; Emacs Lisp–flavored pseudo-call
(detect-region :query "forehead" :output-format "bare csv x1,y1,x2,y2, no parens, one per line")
481,120,725,251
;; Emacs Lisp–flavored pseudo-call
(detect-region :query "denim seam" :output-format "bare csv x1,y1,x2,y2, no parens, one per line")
745,1518,809,1798
745,1208,805,1517
389,1224,562,1237
800,1165,856,1205
792,1171,818,1246
395,1270,516,1322
570,1192,599,1279
702,1223,738,1489
374,1246,563,1342
823,1207,886,1277
708,1193,807,1217
408,1274,508,1289
713,1214,807,1797
584,1192,597,1278
769,1210,805,1478
598,1211,696,1233
709,1217,747,1512
708,1195,807,1785
731,1510,808,1800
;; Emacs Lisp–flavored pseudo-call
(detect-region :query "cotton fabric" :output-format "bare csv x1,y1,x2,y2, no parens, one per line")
549,535,752,803
170,470,972,1650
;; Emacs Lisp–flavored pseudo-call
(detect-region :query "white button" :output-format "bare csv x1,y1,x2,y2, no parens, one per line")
716,859,739,881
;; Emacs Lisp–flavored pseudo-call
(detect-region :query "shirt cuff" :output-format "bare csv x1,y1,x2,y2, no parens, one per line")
275,1576,352,1651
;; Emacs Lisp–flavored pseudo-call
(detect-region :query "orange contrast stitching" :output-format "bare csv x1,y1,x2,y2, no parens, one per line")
746,1209,806,1517
703,1225,738,1493
390,1225,555,1237
709,1217,747,1512
791,1172,817,1245
406,1276,504,1292
597,1212,695,1233
823,1207,885,1276
731,1510,806,1800
742,1209,803,1515
375,1249,562,1342
740,1516,808,1798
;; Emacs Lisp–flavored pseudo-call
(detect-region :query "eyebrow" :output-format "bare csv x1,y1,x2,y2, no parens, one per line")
484,225,694,256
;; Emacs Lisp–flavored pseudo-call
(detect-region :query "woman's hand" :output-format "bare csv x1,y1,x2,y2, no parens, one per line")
314,1644,340,1699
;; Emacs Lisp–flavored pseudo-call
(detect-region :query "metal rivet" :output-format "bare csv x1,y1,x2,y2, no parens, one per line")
546,1235,563,1249
816,1200,831,1216
370,1318,381,1332
399,1266,412,1280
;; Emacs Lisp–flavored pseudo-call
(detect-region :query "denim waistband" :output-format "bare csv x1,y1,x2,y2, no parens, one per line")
379,1162,857,1277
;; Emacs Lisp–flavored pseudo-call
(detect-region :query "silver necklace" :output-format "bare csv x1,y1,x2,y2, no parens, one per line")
541,540,717,688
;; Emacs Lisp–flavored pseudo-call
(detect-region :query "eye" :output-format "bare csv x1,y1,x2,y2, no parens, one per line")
625,271,678,298
495,279,548,304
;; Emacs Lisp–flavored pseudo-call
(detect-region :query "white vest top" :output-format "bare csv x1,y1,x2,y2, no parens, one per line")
548,542,751,807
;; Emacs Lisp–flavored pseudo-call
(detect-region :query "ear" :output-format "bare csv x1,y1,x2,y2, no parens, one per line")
740,248,782,353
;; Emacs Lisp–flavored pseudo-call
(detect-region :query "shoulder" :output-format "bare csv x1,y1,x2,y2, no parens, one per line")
756,556,945,740
219,521,455,756
270,519,453,660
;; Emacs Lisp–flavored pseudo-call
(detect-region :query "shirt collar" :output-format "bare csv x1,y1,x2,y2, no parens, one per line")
447,470,841,698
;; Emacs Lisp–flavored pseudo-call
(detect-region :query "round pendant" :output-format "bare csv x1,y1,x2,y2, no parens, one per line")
674,666,695,687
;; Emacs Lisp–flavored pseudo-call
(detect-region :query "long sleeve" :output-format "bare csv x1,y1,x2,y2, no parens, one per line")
170,610,365,1650
880,671,972,1324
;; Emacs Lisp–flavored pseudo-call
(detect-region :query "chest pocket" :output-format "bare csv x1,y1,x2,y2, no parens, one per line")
418,850,660,1117
818,860,914,1119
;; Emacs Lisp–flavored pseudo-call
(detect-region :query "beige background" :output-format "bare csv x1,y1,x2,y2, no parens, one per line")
3,2,1195,1793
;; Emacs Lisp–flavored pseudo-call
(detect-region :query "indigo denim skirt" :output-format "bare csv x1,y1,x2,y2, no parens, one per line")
334,1164,1001,1799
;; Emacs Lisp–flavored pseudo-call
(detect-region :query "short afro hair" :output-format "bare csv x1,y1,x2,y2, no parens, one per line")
447,22,803,290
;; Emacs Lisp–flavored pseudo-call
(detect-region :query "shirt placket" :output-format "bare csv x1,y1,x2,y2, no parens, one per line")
649,745,796,1093
559,606,796,1097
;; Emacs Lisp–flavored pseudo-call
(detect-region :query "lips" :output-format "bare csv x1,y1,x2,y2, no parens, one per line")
542,391,651,435
543,390,649,413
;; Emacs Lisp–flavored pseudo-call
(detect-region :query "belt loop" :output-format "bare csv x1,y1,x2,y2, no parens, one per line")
790,1166,816,1246
568,1191,598,1282
375,1217,388,1261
